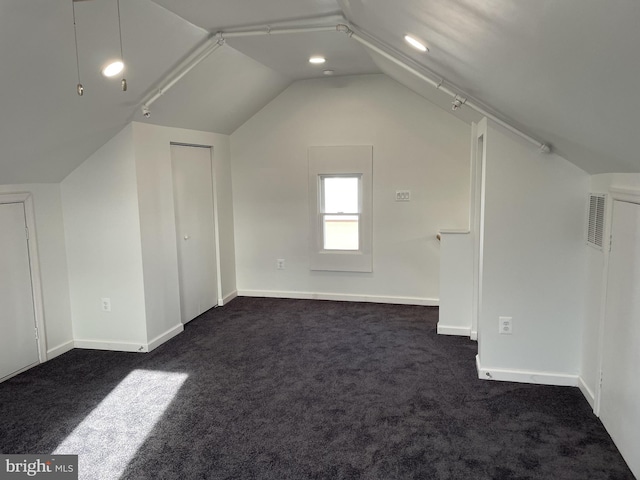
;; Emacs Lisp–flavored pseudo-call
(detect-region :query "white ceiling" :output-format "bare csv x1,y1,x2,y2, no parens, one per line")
339,0,640,174
1,0,638,184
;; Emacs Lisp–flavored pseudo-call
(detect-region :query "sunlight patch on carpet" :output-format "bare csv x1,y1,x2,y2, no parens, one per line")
53,369,188,479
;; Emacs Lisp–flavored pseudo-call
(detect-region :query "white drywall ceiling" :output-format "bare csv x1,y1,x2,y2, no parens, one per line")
339,0,640,173
1,0,638,184
139,46,290,134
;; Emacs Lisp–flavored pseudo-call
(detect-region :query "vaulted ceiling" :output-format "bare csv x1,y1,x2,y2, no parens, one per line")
1,0,638,184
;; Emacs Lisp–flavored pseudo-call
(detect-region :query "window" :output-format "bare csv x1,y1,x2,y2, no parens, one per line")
321,176,360,251
308,146,372,272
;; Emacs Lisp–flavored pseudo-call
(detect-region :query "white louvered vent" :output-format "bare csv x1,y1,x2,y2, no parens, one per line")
587,194,606,250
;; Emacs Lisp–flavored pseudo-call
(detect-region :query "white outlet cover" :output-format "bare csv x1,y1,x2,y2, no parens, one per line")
101,297,112,312
395,190,411,202
499,316,512,335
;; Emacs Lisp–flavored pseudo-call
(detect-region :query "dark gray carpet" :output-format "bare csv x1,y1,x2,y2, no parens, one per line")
0,297,634,479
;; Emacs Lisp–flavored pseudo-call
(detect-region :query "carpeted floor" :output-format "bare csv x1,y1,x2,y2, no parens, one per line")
0,297,634,479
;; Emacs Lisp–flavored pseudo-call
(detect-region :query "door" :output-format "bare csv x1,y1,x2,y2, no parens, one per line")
600,200,640,478
171,145,218,324
0,203,39,381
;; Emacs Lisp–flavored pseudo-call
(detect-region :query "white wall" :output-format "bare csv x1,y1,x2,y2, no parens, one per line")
438,231,474,336
477,120,589,384
581,173,640,406
61,125,149,351
0,183,73,358
132,122,236,344
61,122,236,352
231,74,470,303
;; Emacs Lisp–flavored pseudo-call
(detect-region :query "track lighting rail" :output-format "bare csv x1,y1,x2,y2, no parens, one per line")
139,15,551,153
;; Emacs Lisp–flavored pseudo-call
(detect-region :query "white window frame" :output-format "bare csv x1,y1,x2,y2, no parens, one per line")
308,145,373,272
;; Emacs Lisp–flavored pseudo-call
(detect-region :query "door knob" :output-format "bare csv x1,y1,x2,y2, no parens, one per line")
184,235,190,240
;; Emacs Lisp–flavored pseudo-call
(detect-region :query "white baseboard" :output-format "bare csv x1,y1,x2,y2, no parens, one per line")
470,330,478,341
47,340,74,360
237,289,439,306
147,323,184,352
0,361,40,384
436,324,471,336
578,376,596,410
219,290,238,306
74,339,149,353
475,355,578,387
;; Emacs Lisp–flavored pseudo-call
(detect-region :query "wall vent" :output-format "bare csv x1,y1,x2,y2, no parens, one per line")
587,194,606,250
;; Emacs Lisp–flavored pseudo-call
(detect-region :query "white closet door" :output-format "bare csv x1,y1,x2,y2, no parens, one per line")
0,203,39,380
600,200,640,478
171,145,218,324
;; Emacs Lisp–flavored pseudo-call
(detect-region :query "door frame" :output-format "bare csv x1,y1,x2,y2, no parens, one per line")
594,186,640,415
0,192,47,365
169,142,224,308
471,118,488,342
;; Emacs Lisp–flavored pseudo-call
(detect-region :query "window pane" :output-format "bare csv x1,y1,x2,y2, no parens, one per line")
323,215,359,250
323,177,359,213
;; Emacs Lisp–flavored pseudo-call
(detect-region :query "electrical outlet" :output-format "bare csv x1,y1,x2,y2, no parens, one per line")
101,297,112,312
395,190,411,202
276,259,285,270
499,316,512,335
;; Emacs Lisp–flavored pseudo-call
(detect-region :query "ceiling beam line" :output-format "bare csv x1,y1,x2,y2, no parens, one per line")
221,25,343,38
342,25,550,153
139,15,551,153
141,36,225,116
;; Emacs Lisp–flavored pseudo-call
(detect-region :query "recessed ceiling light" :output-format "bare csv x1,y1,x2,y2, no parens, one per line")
323,69,335,76
404,35,428,53
102,61,124,77
309,56,326,64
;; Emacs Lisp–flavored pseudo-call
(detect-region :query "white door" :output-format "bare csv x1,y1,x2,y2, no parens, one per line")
171,145,218,324
0,203,39,381
600,200,640,478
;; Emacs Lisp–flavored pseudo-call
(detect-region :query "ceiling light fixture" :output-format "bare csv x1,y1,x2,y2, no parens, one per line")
309,56,326,64
404,35,428,53
102,61,124,77
71,0,128,94
323,69,335,75
71,0,83,96
116,0,127,91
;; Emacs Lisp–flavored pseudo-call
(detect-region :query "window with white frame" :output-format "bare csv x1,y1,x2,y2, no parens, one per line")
308,146,372,272
321,175,360,251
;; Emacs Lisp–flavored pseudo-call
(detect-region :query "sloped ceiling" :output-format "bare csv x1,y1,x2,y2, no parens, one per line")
1,0,639,184
1,0,201,183
339,0,640,174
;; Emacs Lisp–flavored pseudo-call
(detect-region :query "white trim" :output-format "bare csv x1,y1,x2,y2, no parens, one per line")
0,362,40,384
610,186,640,204
74,339,149,353
476,356,578,387
238,290,438,306
308,146,373,273
439,229,470,235
147,323,184,352
578,376,596,410
47,340,75,360
470,330,478,341
208,146,225,308
471,120,487,345
0,192,48,364
219,290,238,306
436,325,471,336
593,188,640,415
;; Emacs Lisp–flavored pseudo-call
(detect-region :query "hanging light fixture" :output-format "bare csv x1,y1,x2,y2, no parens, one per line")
71,0,128,95
116,0,127,91
72,0,83,96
